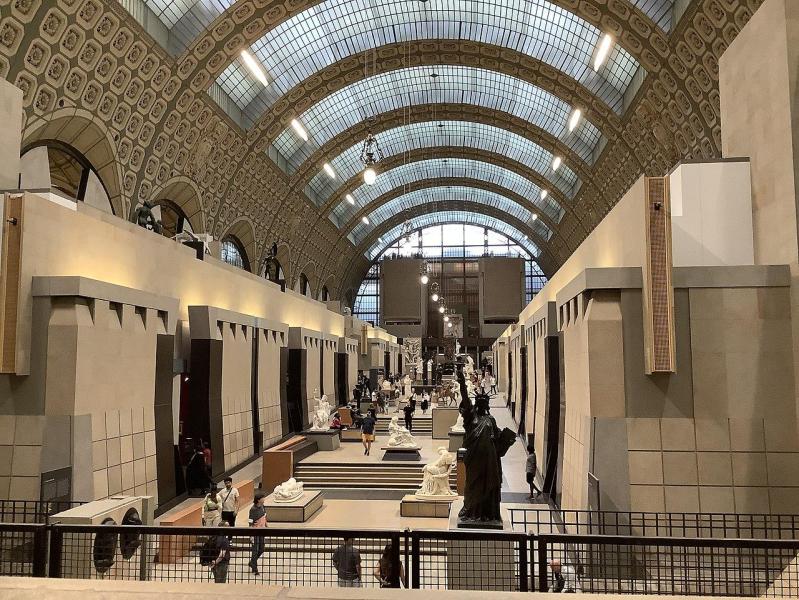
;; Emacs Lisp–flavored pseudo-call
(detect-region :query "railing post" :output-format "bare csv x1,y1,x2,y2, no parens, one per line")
537,535,548,592
518,535,529,592
32,525,48,577
48,525,63,578
390,531,401,589
411,531,421,589
402,528,410,589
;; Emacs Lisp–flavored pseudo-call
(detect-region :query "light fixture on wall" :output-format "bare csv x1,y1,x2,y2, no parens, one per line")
360,132,384,185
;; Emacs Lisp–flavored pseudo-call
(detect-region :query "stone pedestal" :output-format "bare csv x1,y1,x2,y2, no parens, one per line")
381,446,422,461
264,490,323,522
448,431,464,452
340,428,362,442
432,407,459,438
446,499,516,590
305,429,340,450
400,494,458,517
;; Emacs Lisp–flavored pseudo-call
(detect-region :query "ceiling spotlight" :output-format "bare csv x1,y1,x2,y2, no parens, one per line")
378,237,383,243
290,118,308,141
346,194,355,205
593,34,614,71
552,156,562,171
438,305,445,314
431,293,439,302
323,162,336,178
362,216,370,225
363,167,377,185
568,108,582,132
532,214,538,221
447,322,453,328
541,189,549,200
240,50,269,86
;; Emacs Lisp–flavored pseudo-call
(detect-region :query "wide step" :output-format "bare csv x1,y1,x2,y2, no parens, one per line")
295,462,457,490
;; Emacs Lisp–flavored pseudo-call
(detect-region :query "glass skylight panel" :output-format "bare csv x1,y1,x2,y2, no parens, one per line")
306,121,581,205
631,0,675,32
140,0,234,55
330,158,566,226
213,0,641,127
272,65,604,170
365,211,540,260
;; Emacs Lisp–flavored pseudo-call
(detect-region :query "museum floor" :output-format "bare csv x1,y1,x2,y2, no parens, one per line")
158,393,543,531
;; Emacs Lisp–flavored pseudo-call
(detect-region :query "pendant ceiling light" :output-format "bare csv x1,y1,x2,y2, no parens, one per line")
360,132,384,185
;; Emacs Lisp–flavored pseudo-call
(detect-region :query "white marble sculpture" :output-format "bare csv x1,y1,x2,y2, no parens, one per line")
387,416,418,448
310,394,332,431
416,447,457,499
450,414,465,433
273,477,304,502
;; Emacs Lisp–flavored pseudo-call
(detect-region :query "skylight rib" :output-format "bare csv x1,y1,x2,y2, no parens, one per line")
329,158,565,228
305,121,581,207
211,0,641,126
363,211,540,259
271,65,603,171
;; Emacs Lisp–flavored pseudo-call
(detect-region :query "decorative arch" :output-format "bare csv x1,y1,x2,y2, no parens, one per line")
220,234,251,271
220,217,257,272
319,285,330,302
150,176,207,235
296,272,310,297
21,109,124,216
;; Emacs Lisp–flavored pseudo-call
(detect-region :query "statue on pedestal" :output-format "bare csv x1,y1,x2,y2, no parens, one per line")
456,367,515,529
387,416,418,448
416,447,456,499
450,414,465,434
273,477,304,502
310,394,332,431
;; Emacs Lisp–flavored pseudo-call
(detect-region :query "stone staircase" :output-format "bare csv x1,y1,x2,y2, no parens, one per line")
374,415,433,435
294,462,457,492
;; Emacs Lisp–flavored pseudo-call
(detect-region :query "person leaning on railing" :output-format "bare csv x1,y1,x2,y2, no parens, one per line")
374,542,404,588
208,523,231,583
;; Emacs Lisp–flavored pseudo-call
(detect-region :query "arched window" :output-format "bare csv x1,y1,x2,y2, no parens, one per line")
20,141,115,214
298,273,309,296
221,236,250,271
154,200,191,238
320,285,330,301
262,258,284,283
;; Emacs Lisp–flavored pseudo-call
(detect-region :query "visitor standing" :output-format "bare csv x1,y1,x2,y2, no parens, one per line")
489,374,497,395
361,409,376,456
403,401,414,432
209,523,231,583
219,477,240,527
202,442,212,477
548,558,580,592
374,541,404,588
247,491,268,575
420,393,429,414
332,537,362,587
526,442,540,499
201,483,221,526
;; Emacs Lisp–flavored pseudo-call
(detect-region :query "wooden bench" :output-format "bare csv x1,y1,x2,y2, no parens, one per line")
158,478,255,564
261,435,318,492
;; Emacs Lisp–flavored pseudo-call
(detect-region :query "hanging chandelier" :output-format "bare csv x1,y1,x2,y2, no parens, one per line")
419,261,429,285
430,281,440,302
360,132,384,185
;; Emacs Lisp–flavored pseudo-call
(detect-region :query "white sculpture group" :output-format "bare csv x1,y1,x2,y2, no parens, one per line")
387,416,418,448
310,394,332,431
450,413,465,433
416,447,456,499
273,477,304,502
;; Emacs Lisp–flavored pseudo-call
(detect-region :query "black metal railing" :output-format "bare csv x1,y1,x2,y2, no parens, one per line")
0,500,84,524
508,507,799,539
1,521,798,596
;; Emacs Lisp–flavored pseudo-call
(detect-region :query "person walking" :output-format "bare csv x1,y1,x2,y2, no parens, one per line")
373,541,404,588
332,536,361,587
361,409,376,456
219,477,240,527
247,491,268,575
201,483,221,526
489,373,497,395
403,401,414,432
209,523,231,583
526,442,540,499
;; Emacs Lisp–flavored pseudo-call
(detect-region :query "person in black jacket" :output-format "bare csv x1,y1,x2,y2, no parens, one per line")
247,492,268,575
210,523,231,583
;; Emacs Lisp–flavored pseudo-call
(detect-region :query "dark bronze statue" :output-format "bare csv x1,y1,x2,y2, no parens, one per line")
456,366,515,529
134,200,162,234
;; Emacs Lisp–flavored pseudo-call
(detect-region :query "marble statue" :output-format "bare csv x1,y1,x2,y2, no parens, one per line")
450,414,465,433
273,477,304,502
387,416,418,448
310,394,332,431
416,447,457,499
456,367,516,529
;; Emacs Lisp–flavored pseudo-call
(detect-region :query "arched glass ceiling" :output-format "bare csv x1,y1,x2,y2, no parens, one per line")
330,158,565,228
306,121,581,206
365,211,540,260
272,66,604,170
348,186,553,245
213,0,644,126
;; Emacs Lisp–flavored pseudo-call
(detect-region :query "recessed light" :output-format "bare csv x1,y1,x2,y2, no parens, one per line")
291,119,308,141
568,108,582,132
541,189,549,200
593,34,614,71
240,50,269,86
552,156,562,171
323,163,336,178
346,194,355,205
362,216,370,225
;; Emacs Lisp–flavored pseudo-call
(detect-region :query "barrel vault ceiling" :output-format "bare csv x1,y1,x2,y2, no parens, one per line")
0,0,764,303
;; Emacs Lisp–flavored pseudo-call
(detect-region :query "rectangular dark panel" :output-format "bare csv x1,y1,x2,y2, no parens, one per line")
187,339,223,477
335,352,348,407
154,334,177,505
287,348,307,432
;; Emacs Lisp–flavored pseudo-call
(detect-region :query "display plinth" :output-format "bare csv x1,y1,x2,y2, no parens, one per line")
400,494,458,518
381,446,422,461
432,407,460,438
446,499,515,590
305,429,340,451
340,428,362,442
264,490,323,522
448,431,464,452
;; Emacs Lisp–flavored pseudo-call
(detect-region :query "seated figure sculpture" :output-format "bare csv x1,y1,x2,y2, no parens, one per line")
273,477,304,502
450,413,465,433
416,447,457,499
387,416,418,448
310,394,332,431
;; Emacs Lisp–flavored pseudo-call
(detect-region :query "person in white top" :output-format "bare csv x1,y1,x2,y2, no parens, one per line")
219,476,240,527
